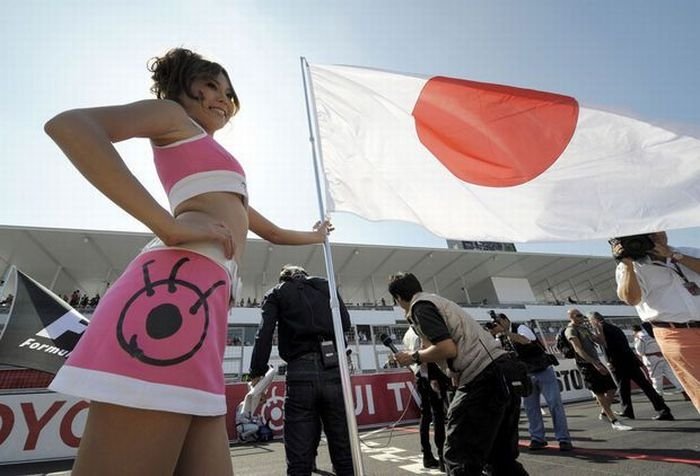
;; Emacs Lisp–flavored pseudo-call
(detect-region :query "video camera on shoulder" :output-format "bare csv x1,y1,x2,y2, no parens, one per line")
608,233,655,260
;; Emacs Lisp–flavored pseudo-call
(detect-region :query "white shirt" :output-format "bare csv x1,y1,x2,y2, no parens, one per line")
615,246,700,323
516,324,537,341
402,327,428,376
633,330,661,356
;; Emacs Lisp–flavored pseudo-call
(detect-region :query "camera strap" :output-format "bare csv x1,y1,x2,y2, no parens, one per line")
652,262,691,284
652,261,700,296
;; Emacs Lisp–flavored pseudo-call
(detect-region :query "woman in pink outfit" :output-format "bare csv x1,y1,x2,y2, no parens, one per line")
45,47,331,476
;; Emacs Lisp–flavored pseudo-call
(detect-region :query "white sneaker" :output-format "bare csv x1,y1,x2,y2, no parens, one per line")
611,421,633,431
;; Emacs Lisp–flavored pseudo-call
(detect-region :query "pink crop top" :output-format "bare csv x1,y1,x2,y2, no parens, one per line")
152,122,248,212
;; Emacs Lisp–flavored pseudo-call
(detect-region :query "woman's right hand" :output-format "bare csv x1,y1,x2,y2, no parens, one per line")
159,218,235,259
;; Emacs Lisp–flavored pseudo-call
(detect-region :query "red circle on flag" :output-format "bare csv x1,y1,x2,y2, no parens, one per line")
412,77,579,187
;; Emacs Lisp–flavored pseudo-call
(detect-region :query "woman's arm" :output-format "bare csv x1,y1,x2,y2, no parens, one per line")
45,100,234,256
248,207,332,245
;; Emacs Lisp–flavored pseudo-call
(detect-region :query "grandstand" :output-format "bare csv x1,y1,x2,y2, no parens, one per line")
0,224,658,467
0,224,640,381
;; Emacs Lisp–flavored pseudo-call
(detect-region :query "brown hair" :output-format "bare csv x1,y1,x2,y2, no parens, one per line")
148,48,240,114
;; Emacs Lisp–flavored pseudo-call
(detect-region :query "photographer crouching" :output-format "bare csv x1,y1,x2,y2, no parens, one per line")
612,231,700,412
389,272,528,476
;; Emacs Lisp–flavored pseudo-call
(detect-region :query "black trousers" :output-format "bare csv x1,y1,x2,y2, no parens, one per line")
417,374,446,459
614,360,669,417
443,360,528,476
284,353,354,476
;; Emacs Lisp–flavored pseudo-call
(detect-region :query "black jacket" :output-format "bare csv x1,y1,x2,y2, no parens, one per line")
601,321,641,369
248,276,350,378
507,323,551,373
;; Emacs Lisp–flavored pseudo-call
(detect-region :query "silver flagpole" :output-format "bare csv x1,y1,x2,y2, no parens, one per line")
299,56,365,475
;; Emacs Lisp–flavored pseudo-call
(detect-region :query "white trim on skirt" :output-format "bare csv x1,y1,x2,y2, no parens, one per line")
49,365,226,416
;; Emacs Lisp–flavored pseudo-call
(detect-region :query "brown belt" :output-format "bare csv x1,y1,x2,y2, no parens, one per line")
644,352,664,357
651,321,700,329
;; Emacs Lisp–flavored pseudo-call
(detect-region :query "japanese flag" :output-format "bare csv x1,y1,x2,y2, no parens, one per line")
309,64,700,242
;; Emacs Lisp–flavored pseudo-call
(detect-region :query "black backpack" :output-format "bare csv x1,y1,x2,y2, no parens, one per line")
555,327,576,359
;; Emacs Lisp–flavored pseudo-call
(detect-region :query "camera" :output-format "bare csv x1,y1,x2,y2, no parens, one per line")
484,322,497,331
608,234,655,260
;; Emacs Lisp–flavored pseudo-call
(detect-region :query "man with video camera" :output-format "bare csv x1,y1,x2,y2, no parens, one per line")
389,272,528,476
612,231,700,411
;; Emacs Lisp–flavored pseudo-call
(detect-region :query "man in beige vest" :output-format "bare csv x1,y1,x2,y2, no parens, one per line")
389,272,528,476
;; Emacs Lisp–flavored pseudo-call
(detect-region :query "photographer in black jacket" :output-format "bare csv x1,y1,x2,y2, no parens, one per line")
490,313,572,451
249,265,353,476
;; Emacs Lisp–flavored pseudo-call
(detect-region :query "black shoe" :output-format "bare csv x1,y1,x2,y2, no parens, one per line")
653,409,675,421
528,440,548,450
423,456,440,469
559,441,574,451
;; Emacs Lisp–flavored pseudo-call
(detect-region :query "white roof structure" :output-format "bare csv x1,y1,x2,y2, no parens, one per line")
0,224,620,306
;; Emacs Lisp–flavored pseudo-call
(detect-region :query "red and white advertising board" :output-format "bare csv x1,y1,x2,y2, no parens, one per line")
0,393,88,464
0,365,594,465
1,371,421,465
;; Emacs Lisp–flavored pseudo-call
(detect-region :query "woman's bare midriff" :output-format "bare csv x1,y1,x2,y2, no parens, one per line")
173,192,249,263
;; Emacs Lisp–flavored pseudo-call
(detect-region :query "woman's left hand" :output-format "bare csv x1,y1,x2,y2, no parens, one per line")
313,219,334,240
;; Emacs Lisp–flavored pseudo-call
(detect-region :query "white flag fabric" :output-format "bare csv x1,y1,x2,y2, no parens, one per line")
309,64,700,242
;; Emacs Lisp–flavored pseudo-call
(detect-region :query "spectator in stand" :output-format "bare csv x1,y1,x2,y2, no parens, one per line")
0,293,14,306
565,309,632,431
613,231,700,411
80,294,90,308
89,293,100,307
588,312,673,421
69,290,80,307
632,323,689,399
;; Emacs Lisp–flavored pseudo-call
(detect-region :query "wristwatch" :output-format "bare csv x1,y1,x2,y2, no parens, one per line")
671,252,684,262
411,350,421,365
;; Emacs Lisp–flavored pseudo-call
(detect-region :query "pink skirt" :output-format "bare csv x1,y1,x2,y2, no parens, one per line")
49,247,232,416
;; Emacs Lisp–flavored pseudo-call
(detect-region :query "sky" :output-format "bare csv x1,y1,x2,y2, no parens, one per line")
2,0,699,258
